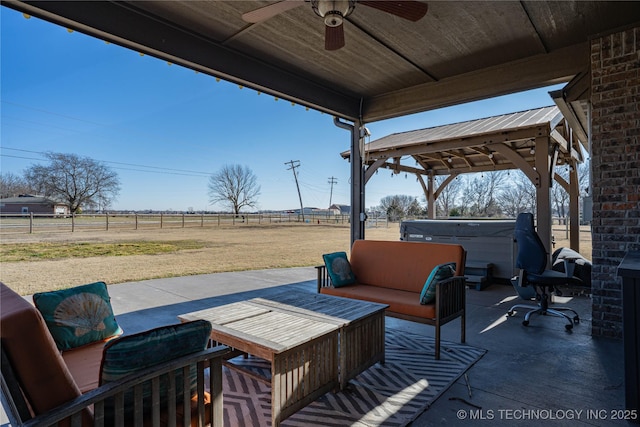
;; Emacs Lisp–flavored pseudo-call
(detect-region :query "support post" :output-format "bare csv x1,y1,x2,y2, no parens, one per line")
427,172,435,219
534,136,552,263
334,117,364,245
569,161,580,251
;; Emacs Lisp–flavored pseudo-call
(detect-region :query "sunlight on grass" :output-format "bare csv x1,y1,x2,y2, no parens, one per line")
0,240,205,262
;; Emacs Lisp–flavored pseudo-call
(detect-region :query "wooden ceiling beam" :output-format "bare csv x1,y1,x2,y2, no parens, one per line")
363,43,588,122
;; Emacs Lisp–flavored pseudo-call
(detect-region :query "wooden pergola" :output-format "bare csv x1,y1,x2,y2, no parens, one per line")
343,104,587,252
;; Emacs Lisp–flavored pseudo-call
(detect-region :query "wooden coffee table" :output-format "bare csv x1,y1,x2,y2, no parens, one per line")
246,291,388,390
179,301,339,426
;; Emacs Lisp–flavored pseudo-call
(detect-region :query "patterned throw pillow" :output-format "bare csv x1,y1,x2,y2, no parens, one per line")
419,263,456,304
33,281,123,351
99,320,212,423
323,251,356,287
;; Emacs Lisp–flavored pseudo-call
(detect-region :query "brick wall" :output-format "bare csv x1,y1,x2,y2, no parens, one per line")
590,26,640,338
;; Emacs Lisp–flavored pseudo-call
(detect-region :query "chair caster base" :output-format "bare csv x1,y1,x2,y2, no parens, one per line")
565,323,573,331
522,320,529,326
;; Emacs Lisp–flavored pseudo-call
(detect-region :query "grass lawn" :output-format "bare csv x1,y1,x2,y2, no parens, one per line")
0,222,591,295
0,224,398,295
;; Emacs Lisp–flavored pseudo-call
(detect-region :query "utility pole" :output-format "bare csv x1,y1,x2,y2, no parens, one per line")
285,160,304,222
328,176,337,208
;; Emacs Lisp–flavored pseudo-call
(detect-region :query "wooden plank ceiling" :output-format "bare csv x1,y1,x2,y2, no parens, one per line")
4,1,640,123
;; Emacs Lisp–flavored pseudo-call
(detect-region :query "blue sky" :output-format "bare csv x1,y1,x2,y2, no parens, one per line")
1,8,563,212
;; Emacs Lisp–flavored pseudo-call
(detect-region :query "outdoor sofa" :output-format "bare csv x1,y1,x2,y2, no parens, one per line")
0,281,228,427
317,239,467,359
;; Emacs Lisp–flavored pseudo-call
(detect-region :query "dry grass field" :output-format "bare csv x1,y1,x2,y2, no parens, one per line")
0,222,591,295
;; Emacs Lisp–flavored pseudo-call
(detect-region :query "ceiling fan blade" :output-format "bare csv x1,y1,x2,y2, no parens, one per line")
325,24,345,51
359,1,428,22
242,1,305,24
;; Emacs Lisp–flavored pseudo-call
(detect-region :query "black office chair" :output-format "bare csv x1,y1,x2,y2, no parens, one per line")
507,212,581,330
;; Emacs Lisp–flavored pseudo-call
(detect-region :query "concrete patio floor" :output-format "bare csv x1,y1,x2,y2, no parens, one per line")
2,267,629,426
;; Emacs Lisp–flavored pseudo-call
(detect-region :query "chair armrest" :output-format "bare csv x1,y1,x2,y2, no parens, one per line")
316,265,331,292
434,276,467,320
5,345,230,427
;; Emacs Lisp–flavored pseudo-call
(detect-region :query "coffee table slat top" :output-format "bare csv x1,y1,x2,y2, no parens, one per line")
248,292,388,325
178,302,270,325
179,301,339,353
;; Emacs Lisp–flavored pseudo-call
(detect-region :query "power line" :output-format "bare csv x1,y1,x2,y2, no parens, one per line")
1,147,211,177
284,160,304,221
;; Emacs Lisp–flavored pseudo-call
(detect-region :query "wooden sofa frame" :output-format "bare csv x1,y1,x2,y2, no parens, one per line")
1,342,229,427
316,240,467,359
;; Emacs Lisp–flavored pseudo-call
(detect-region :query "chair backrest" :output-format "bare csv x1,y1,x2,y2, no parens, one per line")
514,213,547,274
0,282,91,426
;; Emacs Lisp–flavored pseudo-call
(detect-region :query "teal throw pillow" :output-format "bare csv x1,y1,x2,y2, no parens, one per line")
33,281,123,351
419,263,456,304
323,251,356,287
100,320,212,423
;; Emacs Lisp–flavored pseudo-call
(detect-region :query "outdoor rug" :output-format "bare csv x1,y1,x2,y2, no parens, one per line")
220,327,487,426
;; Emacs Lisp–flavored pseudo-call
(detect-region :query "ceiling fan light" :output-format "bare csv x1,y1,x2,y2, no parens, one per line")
312,0,355,23
324,11,343,27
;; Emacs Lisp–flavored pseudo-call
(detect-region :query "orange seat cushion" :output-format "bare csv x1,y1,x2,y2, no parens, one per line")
62,340,108,393
321,284,436,319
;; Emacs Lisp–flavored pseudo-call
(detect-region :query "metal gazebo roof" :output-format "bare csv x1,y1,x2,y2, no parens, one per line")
344,105,585,183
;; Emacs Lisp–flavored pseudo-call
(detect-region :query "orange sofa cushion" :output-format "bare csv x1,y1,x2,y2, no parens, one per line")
348,240,465,293
321,284,436,319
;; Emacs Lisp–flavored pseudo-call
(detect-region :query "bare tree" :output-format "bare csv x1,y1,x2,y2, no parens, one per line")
578,159,591,197
0,172,33,198
552,159,591,219
434,175,462,217
552,169,570,218
24,152,120,213
208,164,260,214
497,171,536,217
379,194,421,221
460,171,506,217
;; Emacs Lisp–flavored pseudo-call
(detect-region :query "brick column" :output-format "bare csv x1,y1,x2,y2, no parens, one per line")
590,26,640,338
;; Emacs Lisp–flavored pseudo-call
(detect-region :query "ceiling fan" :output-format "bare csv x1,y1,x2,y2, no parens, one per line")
242,0,428,51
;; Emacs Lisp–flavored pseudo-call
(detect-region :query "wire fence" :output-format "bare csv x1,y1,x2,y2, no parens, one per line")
0,212,366,235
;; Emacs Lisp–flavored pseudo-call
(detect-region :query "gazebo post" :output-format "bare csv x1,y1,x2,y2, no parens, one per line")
427,171,436,219
569,160,580,251
534,135,553,264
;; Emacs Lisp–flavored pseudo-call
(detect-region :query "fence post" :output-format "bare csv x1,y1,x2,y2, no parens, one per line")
72,213,75,232
201,214,204,227
106,213,109,231
217,214,220,226
160,213,163,229
29,212,33,234
135,214,138,230
182,213,185,228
